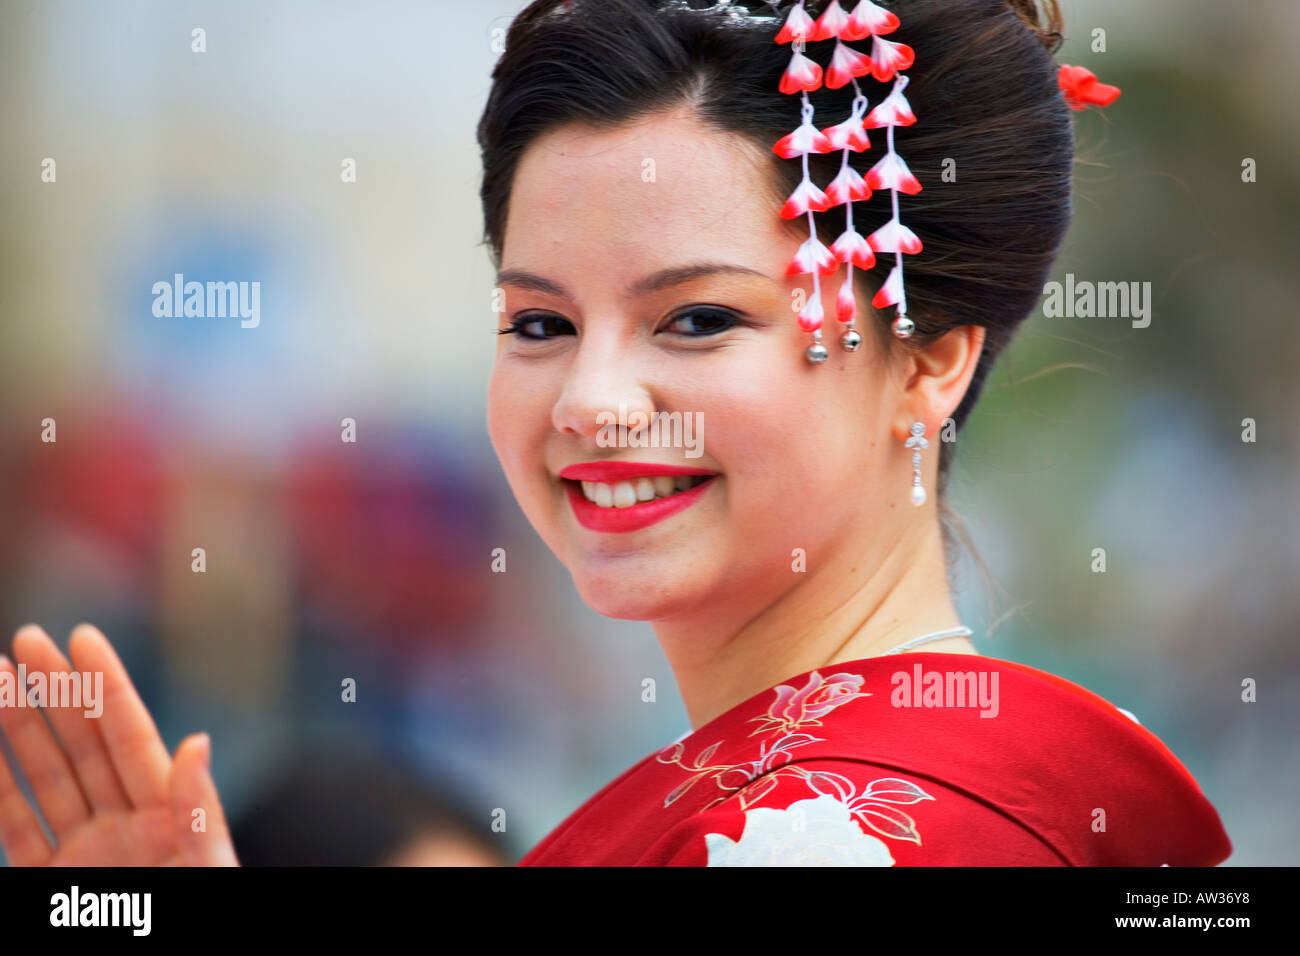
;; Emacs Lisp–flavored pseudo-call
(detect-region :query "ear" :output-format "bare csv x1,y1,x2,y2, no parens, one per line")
889,325,986,441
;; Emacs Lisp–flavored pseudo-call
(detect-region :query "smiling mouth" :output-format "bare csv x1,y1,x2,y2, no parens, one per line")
562,471,717,533
566,474,713,509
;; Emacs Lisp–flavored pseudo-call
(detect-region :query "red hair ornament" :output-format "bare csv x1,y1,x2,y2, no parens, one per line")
1058,64,1121,110
773,0,918,363
771,0,1121,364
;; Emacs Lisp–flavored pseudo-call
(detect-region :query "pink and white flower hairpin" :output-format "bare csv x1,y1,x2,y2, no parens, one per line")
773,0,919,364
771,0,1122,364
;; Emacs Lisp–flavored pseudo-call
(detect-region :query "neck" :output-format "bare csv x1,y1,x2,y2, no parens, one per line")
651,514,974,731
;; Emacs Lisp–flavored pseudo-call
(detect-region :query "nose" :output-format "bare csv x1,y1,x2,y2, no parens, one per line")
551,329,657,445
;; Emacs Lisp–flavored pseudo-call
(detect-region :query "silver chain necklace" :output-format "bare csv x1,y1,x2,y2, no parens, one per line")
879,625,974,656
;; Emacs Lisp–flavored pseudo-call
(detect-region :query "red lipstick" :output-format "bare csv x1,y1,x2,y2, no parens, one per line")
559,462,718,533
559,461,717,482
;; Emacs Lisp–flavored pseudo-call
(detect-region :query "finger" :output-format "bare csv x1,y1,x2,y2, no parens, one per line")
12,626,131,814
0,644,92,840
170,734,239,867
67,624,170,808
0,680,54,866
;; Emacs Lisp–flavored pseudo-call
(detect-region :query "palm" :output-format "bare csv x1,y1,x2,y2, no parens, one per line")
0,624,238,867
44,806,183,866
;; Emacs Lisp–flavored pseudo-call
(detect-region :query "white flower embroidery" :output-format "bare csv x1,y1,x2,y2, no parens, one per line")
704,793,896,867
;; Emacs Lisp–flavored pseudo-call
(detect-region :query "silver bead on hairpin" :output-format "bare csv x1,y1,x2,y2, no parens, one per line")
892,312,916,338
904,420,928,506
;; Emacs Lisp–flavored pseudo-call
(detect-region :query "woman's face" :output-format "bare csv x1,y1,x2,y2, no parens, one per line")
488,106,909,621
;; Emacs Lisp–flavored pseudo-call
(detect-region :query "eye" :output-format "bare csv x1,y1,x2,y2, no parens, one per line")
499,312,575,340
665,306,741,336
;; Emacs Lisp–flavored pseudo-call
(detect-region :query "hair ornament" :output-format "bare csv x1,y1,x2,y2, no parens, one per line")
1058,64,1121,110
772,0,919,363
771,0,1121,364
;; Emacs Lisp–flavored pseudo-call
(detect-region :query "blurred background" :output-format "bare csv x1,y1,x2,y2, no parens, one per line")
0,0,1295,865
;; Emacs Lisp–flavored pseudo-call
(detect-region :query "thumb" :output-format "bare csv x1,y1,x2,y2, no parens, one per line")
169,733,240,866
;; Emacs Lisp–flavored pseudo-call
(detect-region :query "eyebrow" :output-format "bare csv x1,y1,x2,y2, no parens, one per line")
494,262,772,301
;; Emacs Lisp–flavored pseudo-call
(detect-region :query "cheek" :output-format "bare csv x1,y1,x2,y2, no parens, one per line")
486,362,549,491
703,362,882,508
695,379,813,504
485,367,512,466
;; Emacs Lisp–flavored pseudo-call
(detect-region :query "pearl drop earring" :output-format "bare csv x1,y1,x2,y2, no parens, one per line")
904,421,928,506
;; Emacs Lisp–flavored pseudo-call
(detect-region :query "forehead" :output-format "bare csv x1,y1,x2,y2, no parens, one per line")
502,106,786,276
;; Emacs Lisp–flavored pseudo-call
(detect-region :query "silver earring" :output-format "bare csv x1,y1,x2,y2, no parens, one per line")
904,421,928,506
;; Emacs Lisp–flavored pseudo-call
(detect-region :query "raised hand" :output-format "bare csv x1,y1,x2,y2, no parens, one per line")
0,623,238,866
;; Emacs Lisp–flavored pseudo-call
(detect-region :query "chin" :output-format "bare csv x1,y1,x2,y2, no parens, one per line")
571,564,703,622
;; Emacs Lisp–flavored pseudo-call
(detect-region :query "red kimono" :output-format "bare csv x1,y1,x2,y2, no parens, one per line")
519,652,1231,866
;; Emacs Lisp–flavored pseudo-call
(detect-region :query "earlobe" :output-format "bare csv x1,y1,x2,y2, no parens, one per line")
888,417,916,443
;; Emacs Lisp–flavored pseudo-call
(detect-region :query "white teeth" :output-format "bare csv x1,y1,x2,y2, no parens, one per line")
577,474,713,508
612,481,638,508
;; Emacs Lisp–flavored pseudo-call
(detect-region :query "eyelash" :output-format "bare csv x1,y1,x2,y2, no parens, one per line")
498,307,742,340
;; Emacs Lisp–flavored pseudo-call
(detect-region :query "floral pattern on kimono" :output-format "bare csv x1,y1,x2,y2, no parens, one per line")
656,669,935,865
516,653,1232,867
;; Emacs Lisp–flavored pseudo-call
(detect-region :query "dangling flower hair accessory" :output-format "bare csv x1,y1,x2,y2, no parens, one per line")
771,0,1121,365
773,0,918,364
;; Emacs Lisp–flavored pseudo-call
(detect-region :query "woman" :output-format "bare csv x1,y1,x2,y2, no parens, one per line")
0,0,1230,866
